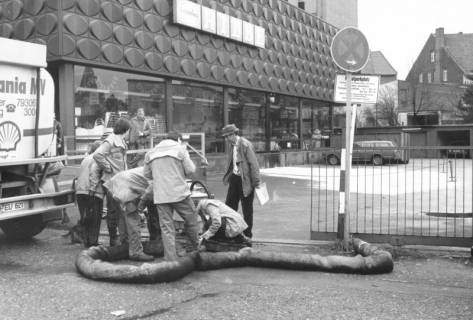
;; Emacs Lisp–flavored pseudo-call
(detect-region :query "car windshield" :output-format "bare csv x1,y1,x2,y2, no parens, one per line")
376,142,394,147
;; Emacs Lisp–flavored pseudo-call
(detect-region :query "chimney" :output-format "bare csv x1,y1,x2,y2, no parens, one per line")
434,27,444,83
435,27,445,49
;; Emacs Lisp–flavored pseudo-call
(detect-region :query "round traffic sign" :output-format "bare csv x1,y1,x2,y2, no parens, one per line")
330,27,370,72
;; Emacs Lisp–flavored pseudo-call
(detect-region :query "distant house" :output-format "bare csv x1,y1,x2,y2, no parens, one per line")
361,51,397,84
404,27,473,125
351,51,402,127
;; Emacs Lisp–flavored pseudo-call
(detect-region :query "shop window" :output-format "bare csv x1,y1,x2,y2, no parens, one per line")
228,88,266,152
73,66,165,151
301,99,330,149
172,80,224,153
269,95,299,150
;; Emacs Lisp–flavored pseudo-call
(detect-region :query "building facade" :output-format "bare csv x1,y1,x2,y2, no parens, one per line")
0,0,340,154
404,27,473,126
292,0,358,29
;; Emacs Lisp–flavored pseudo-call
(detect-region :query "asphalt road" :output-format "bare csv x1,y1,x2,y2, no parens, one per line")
1,226,473,320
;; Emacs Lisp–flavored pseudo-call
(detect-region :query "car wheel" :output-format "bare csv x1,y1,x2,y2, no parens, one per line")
372,155,383,166
327,155,339,165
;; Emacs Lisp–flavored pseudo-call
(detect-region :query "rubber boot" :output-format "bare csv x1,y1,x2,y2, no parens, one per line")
109,229,119,247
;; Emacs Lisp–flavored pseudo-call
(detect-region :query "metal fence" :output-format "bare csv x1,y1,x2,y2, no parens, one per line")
63,133,205,162
309,146,473,246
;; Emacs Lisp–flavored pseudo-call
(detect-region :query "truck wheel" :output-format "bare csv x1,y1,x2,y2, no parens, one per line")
0,215,46,240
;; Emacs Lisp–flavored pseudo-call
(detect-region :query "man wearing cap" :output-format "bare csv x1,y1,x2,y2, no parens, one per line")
221,124,261,238
143,131,200,261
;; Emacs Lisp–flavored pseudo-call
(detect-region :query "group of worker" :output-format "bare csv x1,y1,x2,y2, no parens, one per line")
75,109,261,262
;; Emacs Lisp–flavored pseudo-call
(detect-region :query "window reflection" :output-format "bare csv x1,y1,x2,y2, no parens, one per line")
228,88,266,152
301,99,330,149
74,66,165,143
269,95,299,150
72,66,334,154
172,80,224,153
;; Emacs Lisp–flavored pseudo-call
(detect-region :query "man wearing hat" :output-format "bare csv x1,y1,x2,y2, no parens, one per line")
221,124,261,238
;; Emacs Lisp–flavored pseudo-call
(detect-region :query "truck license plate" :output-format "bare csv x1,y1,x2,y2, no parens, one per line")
0,201,27,213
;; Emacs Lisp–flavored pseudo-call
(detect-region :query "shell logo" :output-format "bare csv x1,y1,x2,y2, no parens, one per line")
0,121,21,152
6,104,16,112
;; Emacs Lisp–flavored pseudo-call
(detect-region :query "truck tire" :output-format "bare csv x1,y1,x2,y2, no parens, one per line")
0,215,46,240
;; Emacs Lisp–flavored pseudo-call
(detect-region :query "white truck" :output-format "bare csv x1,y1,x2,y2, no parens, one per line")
0,38,75,239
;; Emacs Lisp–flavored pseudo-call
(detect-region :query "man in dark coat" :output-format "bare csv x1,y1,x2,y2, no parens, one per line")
221,124,261,238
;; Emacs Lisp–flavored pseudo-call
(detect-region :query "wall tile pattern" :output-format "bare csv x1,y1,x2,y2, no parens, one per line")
0,0,338,101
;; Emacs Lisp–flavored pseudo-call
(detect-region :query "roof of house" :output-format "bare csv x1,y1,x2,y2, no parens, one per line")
360,51,397,76
443,33,473,73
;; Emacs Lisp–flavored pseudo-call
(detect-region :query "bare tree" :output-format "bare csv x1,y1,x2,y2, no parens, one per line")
457,84,473,123
410,83,432,124
375,86,399,126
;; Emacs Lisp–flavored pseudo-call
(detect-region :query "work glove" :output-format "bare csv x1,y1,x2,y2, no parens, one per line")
137,199,147,214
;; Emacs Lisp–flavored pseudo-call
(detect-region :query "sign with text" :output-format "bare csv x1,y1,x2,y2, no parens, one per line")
334,75,380,104
230,17,243,42
254,26,265,48
173,0,201,30
201,6,216,33
242,21,254,45
173,0,264,48
216,11,229,37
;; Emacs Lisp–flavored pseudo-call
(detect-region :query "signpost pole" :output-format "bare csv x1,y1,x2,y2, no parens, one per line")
344,72,353,248
330,27,370,250
337,72,353,249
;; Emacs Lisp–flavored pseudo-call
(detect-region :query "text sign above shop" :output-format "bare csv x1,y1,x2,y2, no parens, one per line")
201,6,216,33
216,11,230,38
173,0,265,48
334,75,379,104
174,0,201,29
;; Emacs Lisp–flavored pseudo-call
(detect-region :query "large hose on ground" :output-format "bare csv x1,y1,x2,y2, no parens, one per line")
75,238,393,283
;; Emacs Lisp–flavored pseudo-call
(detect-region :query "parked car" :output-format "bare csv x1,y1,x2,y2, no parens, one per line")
445,140,470,159
324,140,407,166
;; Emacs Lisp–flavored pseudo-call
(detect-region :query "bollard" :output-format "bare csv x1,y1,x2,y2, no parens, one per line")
448,159,455,182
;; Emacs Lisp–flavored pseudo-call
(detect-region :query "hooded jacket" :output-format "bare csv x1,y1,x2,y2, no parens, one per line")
143,139,195,204
103,167,151,205
197,199,248,239
93,134,127,182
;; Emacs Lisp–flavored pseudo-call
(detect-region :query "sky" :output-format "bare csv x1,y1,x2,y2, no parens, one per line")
358,0,473,80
